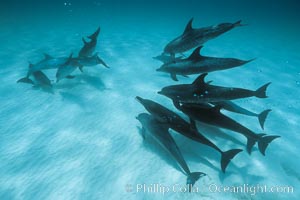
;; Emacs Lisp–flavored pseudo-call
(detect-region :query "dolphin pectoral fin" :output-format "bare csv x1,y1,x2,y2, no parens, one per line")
17,77,34,85
258,109,272,130
170,73,178,81
182,75,189,78
66,75,75,79
79,66,84,73
258,135,280,156
186,172,206,192
221,149,243,173
189,118,197,131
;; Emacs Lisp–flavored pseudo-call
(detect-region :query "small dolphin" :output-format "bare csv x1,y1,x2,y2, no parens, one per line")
136,113,206,190
17,70,53,92
75,53,109,71
157,46,254,81
136,96,242,172
158,73,271,104
56,53,81,82
78,27,100,58
153,53,183,64
164,18,244,56
175,102,280,155
211,101,271,130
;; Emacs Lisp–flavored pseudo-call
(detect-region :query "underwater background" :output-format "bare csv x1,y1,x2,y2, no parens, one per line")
0,0,299,199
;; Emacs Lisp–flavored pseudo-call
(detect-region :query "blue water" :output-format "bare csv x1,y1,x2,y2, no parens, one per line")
1,0,300,199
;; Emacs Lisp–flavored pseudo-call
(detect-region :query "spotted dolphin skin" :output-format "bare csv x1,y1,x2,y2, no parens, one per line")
157,46,254,81
136,113,206,190
164,18,244,56
78,27,100,58
136,96,242,173
158,73,271,104
174,102,280,155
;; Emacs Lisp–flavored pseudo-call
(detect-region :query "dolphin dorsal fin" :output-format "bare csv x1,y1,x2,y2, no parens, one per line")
64,53,73,65
192,73,208,87
43,53,53,60
188,46,204,60
183,18,194,34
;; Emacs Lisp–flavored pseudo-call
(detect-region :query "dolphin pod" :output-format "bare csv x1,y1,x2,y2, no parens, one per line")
17,27,109,87
136,18,280,190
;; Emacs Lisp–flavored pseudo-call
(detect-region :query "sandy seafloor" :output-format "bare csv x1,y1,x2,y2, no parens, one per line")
0,0,300,199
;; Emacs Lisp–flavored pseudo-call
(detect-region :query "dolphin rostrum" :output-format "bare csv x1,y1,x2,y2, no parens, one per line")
136,96,242,172
78,27,100,58
164,18,244,56
211,101,271,130
136,113,206,190
158,73,271,103
174,102,280,155
157,46,254,81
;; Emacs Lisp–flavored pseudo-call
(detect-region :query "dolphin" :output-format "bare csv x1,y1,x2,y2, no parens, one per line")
56,53,81,82
164,18,244,56
136,113,206,190
158,73,271,104
174,102,280,155
211,101,272,130
153,53,183,64
136,96,242,173
17,70,53,92
78,27,100,58
157,46,254,81
75,53,109,71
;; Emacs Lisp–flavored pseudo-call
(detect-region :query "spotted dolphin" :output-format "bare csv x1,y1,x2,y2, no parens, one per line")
78,27,100,58
164,18,244,56
75,53,109,71
158,73,271,104
136,96,242,173
157,46,254,81
136,113,206,191
174,102,280,155
211,101,272,130
56,53,81,82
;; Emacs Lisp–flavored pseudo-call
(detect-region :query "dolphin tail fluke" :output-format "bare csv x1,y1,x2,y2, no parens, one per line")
221,149,243,173
17,77,34,85
88,27,100,40
258,135,280,156
258,109,272,130
186,172,206,192
255,82,271,98
246,137,257,155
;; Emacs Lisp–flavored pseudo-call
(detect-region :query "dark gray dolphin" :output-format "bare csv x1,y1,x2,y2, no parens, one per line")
136,113,206,190
175,102,280,155
158,73,271,103
211,101,271,130
78,27,100,58
136,96,242,173
157,46,254,81
56,53,82,82
75,53,109,71
164,18,244,56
